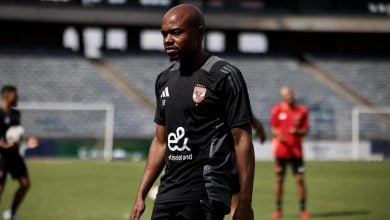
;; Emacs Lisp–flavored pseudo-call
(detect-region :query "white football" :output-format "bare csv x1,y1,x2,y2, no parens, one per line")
6,126,25,144
148,185,159,201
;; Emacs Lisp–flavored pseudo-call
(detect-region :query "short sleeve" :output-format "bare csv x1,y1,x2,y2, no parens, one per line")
154,74,166,126
222,65,252,128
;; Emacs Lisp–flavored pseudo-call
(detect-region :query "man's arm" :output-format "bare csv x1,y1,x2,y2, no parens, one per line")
270,107,285,142
231,123,255,220
0,141,16,149
289,127,309,136
271,127,286,142
251,117,266,144
289,109,309,136
130,124,166,220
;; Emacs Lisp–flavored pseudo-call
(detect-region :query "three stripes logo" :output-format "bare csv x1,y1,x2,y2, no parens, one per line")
160,87,169,106
161,87,170,98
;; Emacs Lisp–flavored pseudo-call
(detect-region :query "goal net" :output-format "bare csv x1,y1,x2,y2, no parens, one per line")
352,107,390,160
17,102,114,161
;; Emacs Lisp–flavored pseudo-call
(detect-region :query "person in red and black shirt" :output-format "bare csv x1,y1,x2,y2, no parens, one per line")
270,87,310,220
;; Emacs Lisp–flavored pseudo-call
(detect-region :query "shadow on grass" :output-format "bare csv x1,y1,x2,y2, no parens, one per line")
310,210,370,218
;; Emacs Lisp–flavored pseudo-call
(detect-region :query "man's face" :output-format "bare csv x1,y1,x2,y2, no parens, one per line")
3,91,18,107
280,89,295,105
161,14,200,61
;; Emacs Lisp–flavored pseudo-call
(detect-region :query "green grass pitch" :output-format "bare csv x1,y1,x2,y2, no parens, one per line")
1,160,389,220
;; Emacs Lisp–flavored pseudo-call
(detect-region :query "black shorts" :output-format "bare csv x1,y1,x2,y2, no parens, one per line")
0,155,29,179
275,158,305,176
152,200,226,220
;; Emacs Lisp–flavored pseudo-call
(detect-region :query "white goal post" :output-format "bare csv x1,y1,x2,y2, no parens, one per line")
17,102,115,161
352,106,390,160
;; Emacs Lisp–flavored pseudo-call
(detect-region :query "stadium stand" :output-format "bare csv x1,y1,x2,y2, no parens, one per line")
311,55,390,106
107,53,169,102
227,56,356,140
1,49,388,140
107,54,356,140
311,54,390,139
0,49,155,138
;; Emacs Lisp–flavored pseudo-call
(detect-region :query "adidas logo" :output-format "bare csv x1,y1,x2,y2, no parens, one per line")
161,87,170,98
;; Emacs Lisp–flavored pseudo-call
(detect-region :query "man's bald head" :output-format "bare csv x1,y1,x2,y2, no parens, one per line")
280,86,295,106
163,4,205,30
280,86,294,96
161,4,206,61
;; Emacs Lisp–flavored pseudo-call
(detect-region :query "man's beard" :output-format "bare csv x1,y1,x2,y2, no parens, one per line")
169,53,191,62
169,57,179,62
10,100,17,107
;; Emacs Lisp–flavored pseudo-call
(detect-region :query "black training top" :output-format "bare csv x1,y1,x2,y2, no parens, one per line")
0,108,21,156
154,56,253,209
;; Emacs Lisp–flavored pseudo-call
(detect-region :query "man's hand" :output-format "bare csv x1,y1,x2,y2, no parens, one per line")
275,130,286,142
288,127,308,136
289,127,297,134
252,117,267,144
272,127,288,143
233,199,254,220
130,197,146,220
258,131,267,144
0,141,15,149
129,125,166,220
253,127,267,144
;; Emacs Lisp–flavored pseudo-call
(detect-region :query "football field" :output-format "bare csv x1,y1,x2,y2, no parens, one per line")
1,160,389,220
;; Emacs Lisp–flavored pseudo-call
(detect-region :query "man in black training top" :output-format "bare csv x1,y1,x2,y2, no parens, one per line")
0,86,31,220
130,4,255,220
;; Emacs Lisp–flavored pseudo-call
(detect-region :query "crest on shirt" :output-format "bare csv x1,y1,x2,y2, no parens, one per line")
278,112,287,120
4,116,10,125
193,84,207,104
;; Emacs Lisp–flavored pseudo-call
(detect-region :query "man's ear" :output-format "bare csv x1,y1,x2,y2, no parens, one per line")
198,26,205,34
197,26,205,40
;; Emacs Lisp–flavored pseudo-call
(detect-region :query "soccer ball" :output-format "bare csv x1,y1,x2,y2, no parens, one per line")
2,209,12,220
6,125,25,144
148,185,159,201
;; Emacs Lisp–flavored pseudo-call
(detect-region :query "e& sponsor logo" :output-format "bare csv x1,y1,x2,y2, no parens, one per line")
167,127,192,161
167,127,190,152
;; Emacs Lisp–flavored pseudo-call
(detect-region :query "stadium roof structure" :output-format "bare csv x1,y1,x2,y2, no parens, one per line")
1,4,390,33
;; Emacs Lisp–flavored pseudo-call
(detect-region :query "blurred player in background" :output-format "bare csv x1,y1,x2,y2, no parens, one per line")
270,87,309,220
230,117,266,219
131,4,255,220
0,85,37,220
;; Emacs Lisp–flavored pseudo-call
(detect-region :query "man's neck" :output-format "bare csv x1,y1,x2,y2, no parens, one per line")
1,102,11,112
288,102,296,108
179,51,209,73
282,102,295,109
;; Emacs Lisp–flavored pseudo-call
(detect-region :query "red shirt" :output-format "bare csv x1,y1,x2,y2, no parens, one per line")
270,102,309,159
